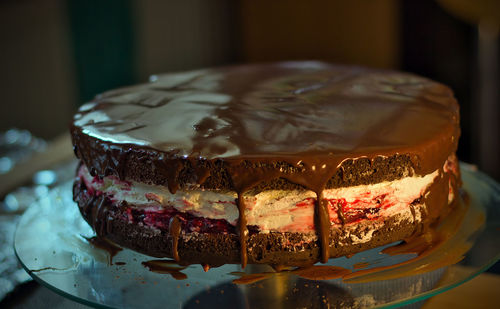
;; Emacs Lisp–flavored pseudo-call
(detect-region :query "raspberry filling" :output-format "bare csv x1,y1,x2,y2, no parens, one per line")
79,182,256,235
77,157,457,234
293,196,387,226
121,207,261,235
80,180,392,237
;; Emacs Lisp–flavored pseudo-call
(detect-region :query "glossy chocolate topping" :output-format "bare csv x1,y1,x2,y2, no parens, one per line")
71,61,460,266
74,61,458,162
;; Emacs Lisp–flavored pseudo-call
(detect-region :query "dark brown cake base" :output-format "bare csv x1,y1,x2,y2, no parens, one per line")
73,177,428,267
103,215,417,267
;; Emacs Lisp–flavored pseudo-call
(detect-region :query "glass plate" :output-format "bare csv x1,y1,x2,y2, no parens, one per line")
14,164,500,308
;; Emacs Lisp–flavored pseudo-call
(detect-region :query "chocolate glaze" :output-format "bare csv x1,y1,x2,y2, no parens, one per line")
71,62,460,267
73,179,113,238
316,192,331,262
141,260,187,280
292,265,352,281
168,216,181,262
85,236,123,265
236,194,249,268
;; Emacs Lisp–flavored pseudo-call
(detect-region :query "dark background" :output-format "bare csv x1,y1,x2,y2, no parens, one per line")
1,0,498,180
1,0,498,179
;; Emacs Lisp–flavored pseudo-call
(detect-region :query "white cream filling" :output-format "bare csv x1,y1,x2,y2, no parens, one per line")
78,165,440,236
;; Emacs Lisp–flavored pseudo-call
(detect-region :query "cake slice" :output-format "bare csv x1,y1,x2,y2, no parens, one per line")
71,61,461,267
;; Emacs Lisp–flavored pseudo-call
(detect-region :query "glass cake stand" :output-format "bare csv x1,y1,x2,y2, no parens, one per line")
14,164,500,308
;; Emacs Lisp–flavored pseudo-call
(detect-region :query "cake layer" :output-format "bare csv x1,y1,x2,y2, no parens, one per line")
73,175,450,266
71,61,460,193
73,153,459,266
77,164,440,233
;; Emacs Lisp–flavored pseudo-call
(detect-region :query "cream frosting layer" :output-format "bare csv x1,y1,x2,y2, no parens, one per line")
78,165,440,235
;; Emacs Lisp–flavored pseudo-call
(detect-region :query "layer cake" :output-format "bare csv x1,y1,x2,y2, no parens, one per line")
71,61,461,267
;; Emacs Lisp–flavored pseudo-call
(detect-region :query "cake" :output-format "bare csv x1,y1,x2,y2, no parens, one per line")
71,61,461,268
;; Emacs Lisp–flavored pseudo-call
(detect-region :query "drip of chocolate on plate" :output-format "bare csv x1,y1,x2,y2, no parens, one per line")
142,259,187,280
84,236,123,265
71,62,460,268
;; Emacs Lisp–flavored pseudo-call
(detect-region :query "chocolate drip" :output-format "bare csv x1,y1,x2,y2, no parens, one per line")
419,168,451,231
71,62,461,266
73,181,124,264
191,160,211,184
226,162,283,268
116,149,129,179
292,265,351,281
337,201,346,225
75,182,113,238
315,191,331,263
165,160,183,194
236,194,248,268
169,216,182,262
94,197,111,237
85,236,122,265
142,260,187,280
